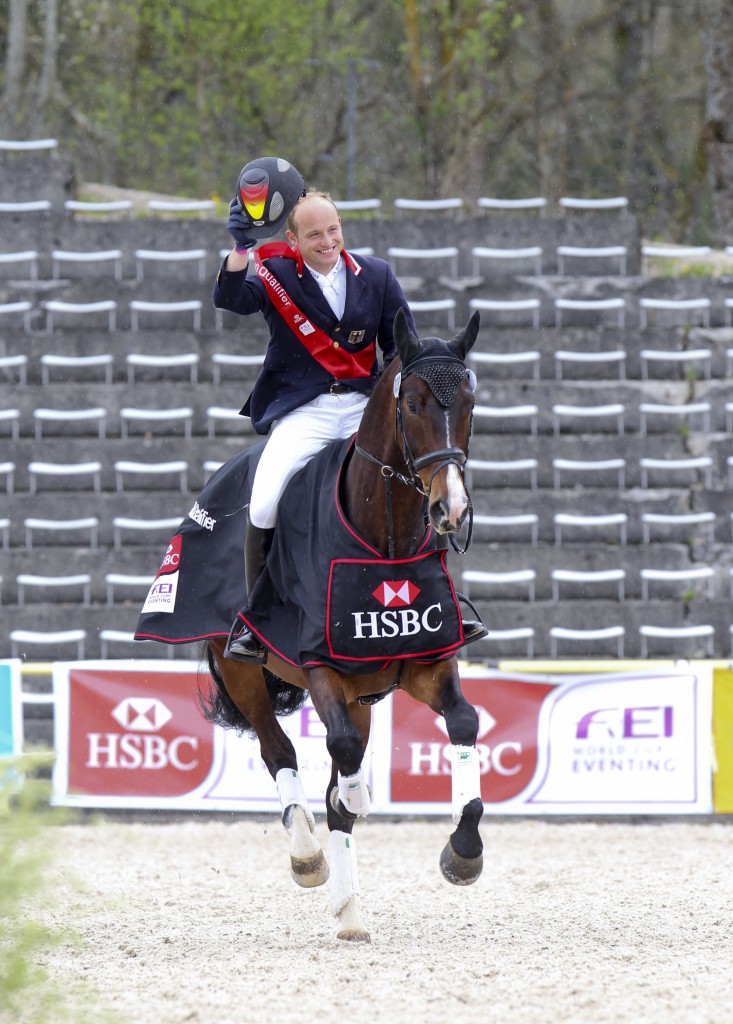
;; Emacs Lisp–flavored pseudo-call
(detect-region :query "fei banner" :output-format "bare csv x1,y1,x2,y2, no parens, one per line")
381,667,712,814
51,661,713,815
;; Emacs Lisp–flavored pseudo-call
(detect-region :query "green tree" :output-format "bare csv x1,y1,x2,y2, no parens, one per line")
0,0,719,236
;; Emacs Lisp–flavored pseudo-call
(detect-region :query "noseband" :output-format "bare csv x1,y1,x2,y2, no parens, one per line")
355,354,475,557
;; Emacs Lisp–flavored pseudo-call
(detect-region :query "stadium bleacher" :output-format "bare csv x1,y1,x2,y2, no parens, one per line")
2,141,733,669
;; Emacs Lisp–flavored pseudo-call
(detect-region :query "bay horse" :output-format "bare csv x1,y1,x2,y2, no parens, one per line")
202,308,484,942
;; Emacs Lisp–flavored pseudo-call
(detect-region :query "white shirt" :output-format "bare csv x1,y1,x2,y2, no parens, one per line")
305,255,346,320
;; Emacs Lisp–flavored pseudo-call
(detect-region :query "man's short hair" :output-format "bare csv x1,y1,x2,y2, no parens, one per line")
287,189,339,234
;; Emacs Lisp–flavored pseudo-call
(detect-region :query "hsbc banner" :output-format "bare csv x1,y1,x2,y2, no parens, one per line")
52,661,343,811
381,666,713,815
52,662,713,814
0,659,23,759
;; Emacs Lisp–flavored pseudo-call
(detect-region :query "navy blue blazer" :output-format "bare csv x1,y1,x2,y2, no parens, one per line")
212,250,416,434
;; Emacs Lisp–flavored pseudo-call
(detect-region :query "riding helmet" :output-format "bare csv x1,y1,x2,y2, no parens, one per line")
236,157,306,238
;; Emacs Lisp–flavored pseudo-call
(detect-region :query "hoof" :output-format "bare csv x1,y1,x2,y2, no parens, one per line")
329,785,358,821
286,805,329,888
336,927,371,943
334,894,369,942
439,841,483,886
291,849,330,888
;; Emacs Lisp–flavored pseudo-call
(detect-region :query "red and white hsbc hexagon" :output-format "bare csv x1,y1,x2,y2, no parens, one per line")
53,662,217,806
388,672,555,808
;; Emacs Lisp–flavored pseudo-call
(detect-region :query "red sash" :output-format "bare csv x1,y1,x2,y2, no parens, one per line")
253,243,374,379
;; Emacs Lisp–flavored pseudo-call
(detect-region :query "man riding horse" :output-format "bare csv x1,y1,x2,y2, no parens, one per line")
212,156,486,659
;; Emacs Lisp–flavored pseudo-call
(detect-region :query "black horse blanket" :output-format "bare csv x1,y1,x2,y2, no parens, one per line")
135,438,467,672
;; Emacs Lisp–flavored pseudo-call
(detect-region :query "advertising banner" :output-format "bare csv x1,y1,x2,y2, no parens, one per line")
0,659,23,759
52,661,713,815
712,668,733,813
384,666,713,815
382,673,555,812
52,661,350,811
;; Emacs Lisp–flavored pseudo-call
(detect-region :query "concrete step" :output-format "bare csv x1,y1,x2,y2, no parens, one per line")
4,602,197,662
8,380,732,437
462,597,733,660
4,597,731,661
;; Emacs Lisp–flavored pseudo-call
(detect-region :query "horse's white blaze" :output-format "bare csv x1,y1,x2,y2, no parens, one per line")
450,745,481,825
445,463,468,525
442,409,468,527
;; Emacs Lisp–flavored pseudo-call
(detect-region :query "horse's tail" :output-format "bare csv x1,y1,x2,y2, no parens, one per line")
198,642,308,736
198,643,252,733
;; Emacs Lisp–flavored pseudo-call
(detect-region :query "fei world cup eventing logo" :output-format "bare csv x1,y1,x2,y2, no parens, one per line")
141,535,182,614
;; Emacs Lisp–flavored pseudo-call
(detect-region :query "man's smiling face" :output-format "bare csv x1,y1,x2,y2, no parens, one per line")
286,195,344,275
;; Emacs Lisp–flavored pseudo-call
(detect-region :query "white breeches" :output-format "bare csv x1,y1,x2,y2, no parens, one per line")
249,391,368,529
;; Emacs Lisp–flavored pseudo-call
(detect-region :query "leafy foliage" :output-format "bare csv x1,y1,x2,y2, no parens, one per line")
0,0,715,235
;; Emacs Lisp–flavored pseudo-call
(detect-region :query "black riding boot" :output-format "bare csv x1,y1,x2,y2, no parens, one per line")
226,517,275,661
462,618,489,644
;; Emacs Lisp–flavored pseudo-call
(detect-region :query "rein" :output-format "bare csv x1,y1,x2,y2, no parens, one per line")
354,354,475,559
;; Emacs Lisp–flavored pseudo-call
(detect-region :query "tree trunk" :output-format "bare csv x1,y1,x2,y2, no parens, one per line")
2,0,29,136
31,0,59,136
702,0,733,240
614,0,655,206
535,0,570,202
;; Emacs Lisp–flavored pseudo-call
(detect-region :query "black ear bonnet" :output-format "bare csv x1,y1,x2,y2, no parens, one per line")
396,339,476,408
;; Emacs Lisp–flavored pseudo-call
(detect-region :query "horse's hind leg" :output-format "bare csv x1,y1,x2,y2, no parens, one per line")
209,642,329,888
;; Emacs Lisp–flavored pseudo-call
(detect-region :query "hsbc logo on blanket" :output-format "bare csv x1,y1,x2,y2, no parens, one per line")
373,580,420,608
327,554,461,660
158,535,181,574
352,578,442,639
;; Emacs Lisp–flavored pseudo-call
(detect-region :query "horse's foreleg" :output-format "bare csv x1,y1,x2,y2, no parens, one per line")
403,661,484,886
306,669,371,942
277,768,330,888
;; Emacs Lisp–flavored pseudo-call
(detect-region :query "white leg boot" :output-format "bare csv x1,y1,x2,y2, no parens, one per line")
276,768,328,888
328,830,370,942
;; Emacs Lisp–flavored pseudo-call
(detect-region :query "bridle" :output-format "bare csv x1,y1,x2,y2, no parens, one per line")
354,354,475,558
